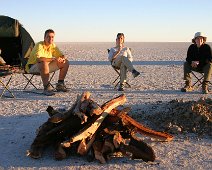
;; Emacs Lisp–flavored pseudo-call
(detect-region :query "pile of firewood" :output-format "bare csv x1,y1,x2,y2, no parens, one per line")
27,92,173,163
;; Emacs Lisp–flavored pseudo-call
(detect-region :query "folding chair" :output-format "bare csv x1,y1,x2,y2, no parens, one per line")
22,71,55,90
0,70,15,98
191,71,212,88
107,49,131,88
18,54,56,91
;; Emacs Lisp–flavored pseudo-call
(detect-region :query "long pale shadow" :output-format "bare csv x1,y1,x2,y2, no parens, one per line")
69,60,184,66
68,87,200,95
0,109,150,168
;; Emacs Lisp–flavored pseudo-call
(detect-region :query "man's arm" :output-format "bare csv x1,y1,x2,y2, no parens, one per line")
37,57,54,62
205,44,212,62
109,47,121,62
186,44,194,64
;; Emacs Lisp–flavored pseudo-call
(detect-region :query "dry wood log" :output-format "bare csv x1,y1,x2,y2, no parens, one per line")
92,141,106,164
80,100,90,113
77,108,128,156
101,139,115,155
73,91,91,124
102,120,156,162
77,133,96,155
118,112,174,141
61,94,126,148
88,99,103,116
120,137,156,162
46,106,61,117
54,143,67,160
47,100,78,124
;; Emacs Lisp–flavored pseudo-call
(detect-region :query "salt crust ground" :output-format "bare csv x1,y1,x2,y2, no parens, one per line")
0,42,211,170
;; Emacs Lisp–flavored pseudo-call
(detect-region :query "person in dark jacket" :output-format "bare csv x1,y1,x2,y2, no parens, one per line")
181,32,212,94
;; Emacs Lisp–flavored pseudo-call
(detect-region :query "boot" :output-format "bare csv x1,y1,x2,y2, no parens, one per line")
181,80,193,92
202,81,209,94
132,69,140,78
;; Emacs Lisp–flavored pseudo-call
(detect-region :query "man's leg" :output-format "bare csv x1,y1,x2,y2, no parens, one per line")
183,61,192,82
181,61,193,92
37,61,51,87
120,56,134,72
202,62,212,82
114,56,140,77
49,59,69,92
120,56,140,78
120,64,127,84
29,62,50,87
202,62,212,94
57,59,69,81
119,64,127,91
29,61,55,96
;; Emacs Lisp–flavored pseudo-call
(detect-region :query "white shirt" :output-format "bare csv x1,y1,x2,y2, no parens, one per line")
108,47,133,62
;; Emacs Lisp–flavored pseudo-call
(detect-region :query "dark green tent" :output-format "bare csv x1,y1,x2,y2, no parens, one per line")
0,15,34,66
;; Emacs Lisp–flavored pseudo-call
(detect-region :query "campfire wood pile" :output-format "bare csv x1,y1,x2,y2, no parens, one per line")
27,92,173,163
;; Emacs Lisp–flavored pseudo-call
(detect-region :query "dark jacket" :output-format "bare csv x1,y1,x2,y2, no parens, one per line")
186,43,212,69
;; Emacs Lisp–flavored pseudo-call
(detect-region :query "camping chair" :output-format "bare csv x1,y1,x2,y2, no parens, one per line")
19,54,56,90
22,70,55,90
0,70,14,98
107,49,131,88
191,71,212,89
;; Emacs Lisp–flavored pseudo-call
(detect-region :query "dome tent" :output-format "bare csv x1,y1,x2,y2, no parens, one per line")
0,15,35,66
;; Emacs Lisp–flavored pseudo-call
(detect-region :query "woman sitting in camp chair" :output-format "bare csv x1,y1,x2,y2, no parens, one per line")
108,33,140,91
181,32,212,94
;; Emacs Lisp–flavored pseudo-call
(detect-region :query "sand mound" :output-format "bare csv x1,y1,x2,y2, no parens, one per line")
138,98,212,137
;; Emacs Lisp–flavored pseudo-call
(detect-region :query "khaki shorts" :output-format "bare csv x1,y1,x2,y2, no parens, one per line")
29,60,59,74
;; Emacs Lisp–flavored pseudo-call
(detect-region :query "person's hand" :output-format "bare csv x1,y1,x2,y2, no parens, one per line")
191,61,199,68
57,56,66,64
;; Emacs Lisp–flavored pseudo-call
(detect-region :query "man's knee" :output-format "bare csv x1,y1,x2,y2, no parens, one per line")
57,59,69,69
64,59,69,68
204,62,212,72
184,61,193,71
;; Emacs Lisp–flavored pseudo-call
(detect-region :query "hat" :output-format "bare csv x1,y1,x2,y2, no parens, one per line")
192,32,207,43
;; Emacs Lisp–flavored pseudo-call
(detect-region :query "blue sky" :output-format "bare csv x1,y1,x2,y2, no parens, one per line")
1,0,212,42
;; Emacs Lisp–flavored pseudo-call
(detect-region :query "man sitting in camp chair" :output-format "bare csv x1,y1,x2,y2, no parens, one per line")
181,32,212,94
25,29,69,96
108,33,140,91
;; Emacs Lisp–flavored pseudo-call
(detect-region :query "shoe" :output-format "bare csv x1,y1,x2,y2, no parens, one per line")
202,89,209,94
181,80,193,92
202,81,209,94
181,85,193,92
43,89,55,96
46,83,54,91
132,70,140,78
43,84,55,96
0,56,6,66
56,82,68,92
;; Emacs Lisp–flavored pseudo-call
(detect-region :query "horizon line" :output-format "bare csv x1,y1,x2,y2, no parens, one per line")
53,41,196,43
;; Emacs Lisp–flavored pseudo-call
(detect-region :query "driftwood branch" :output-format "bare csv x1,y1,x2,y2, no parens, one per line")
73,91,91,124
118,112,174,141
61,94,126,148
